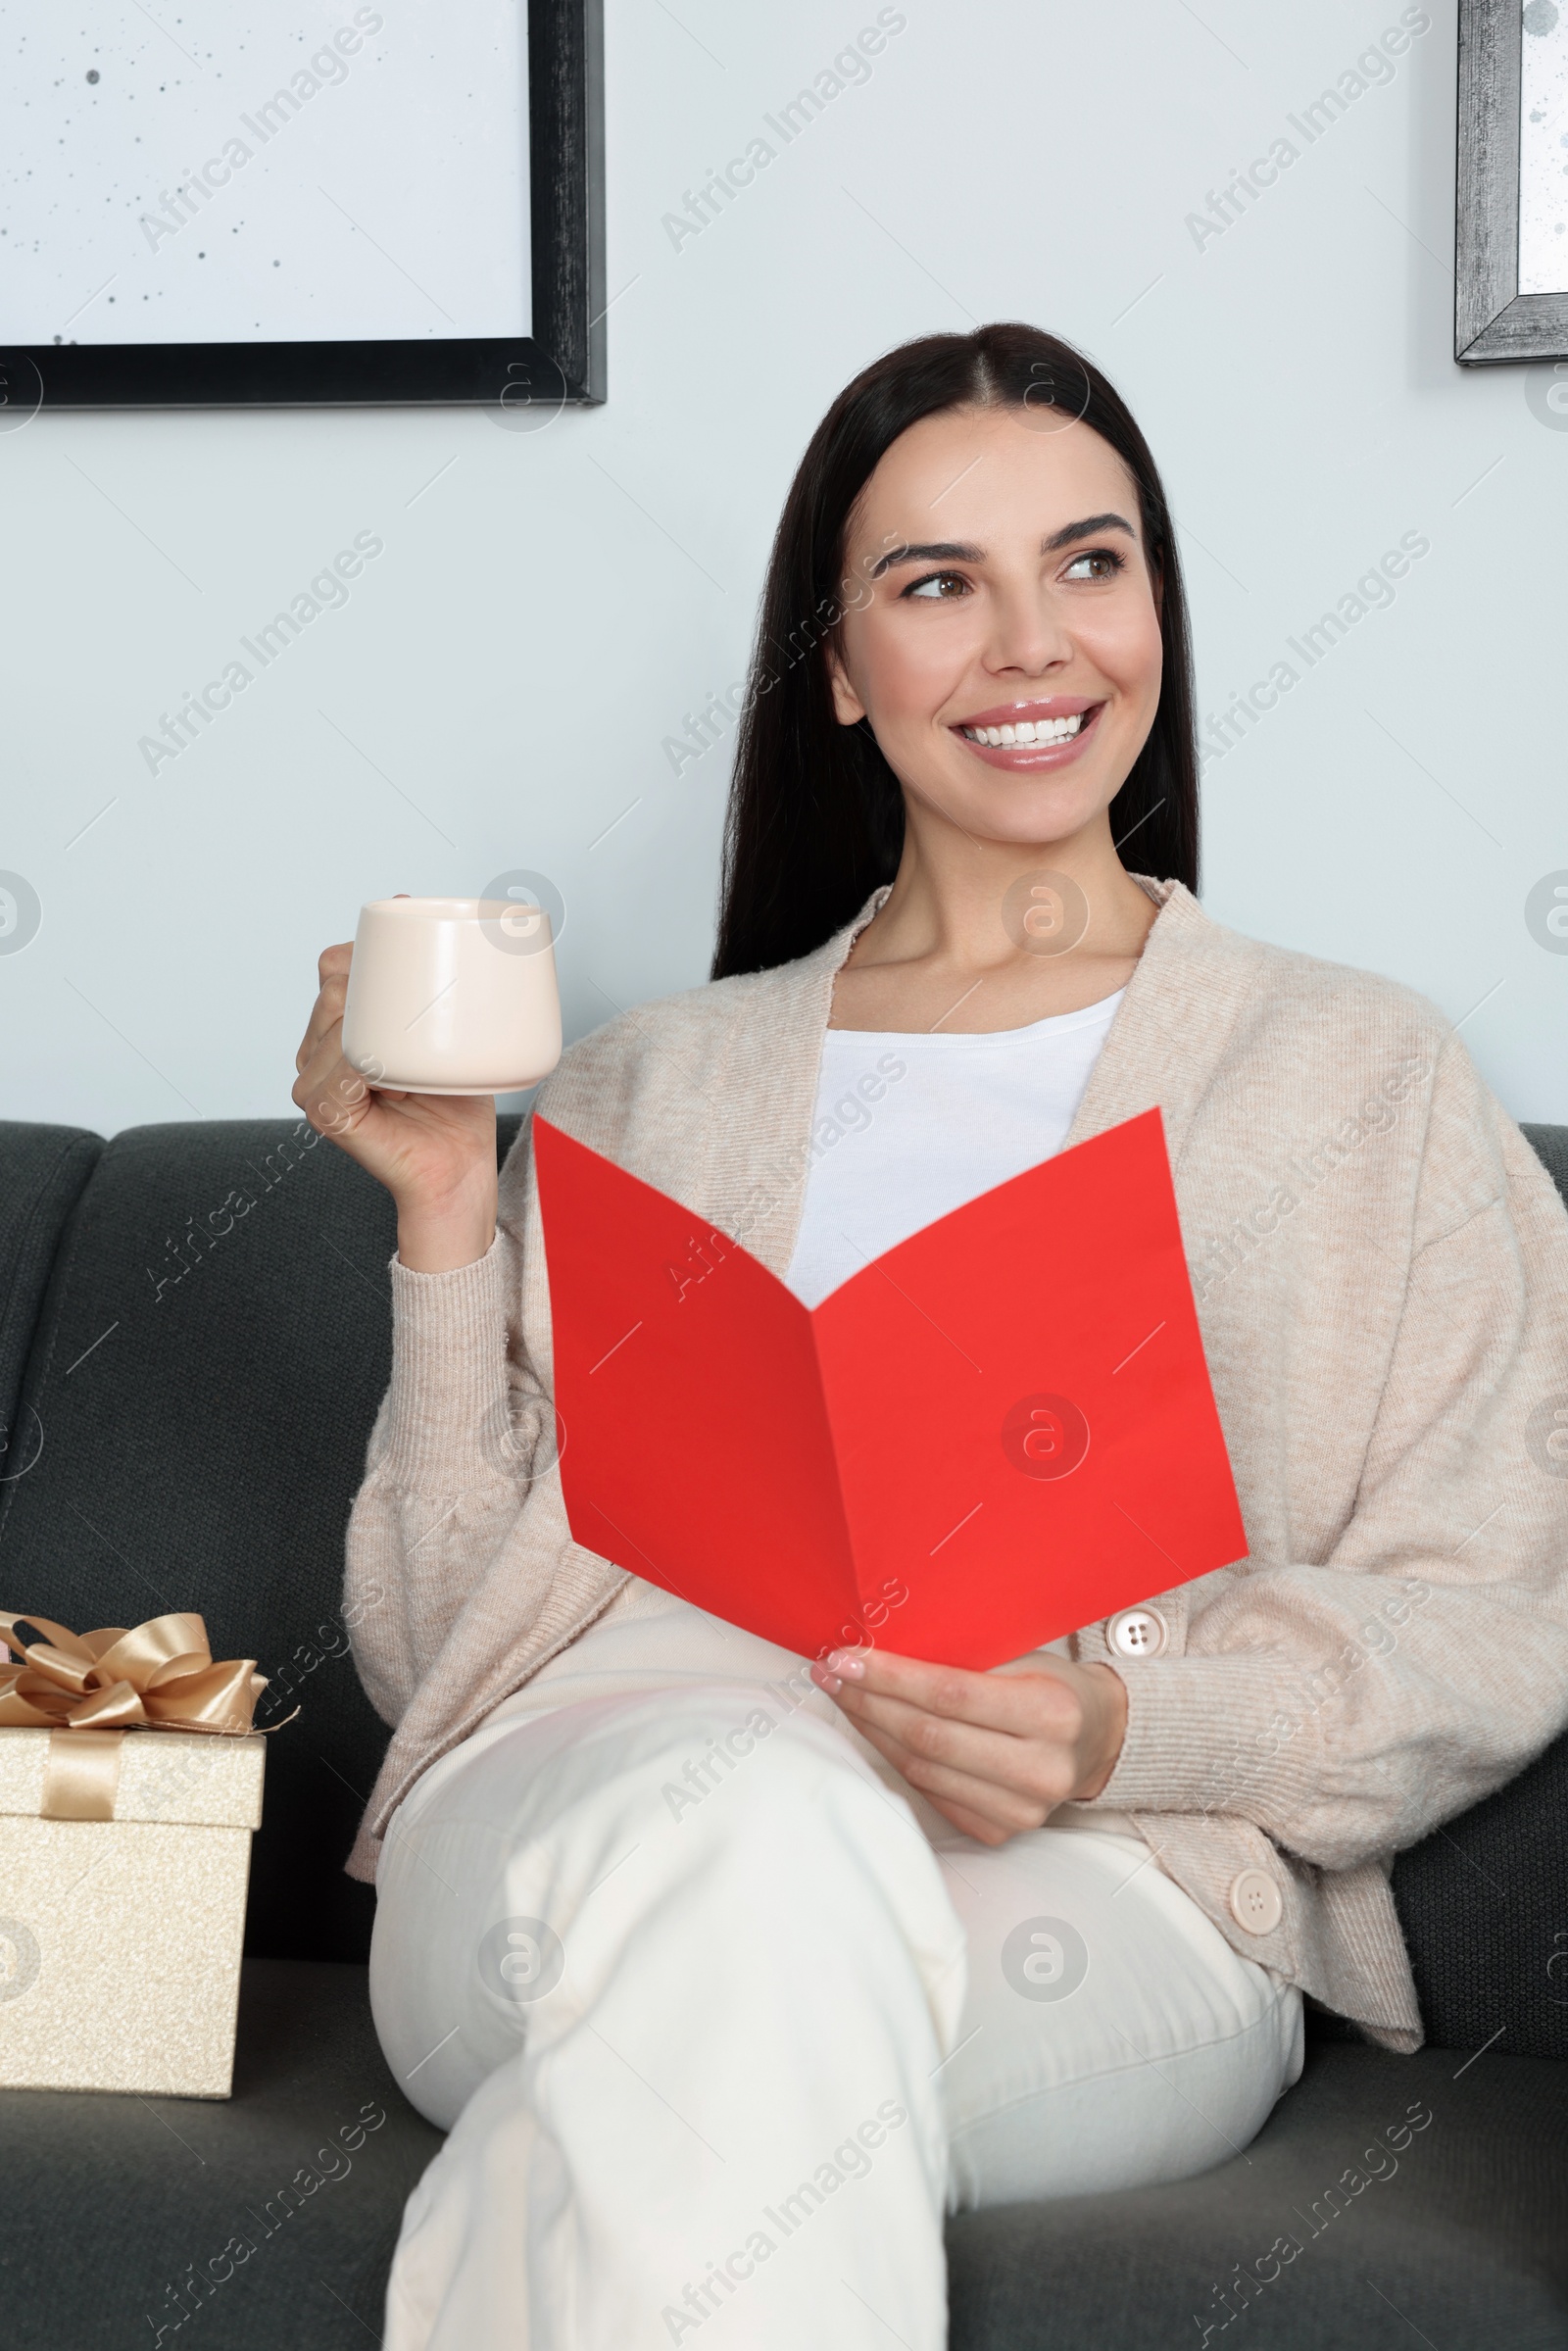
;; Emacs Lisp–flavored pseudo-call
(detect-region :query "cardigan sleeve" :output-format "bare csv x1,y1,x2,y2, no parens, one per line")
1086,1034,1568,1870
343,1118,567,1728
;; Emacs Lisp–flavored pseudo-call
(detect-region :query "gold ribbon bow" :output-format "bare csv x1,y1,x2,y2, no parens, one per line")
0,1611,277,1822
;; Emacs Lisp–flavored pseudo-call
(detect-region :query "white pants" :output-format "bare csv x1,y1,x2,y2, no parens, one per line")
371,1683,1303,2350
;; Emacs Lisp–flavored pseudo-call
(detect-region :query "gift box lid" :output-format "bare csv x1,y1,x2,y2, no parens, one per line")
0,1728,265,1829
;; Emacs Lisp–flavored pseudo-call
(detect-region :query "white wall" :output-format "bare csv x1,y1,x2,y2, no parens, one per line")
5,0,1565,1136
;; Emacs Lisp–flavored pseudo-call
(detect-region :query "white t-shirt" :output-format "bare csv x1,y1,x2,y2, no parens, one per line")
783,991,1125,1306
396,991,1138,1842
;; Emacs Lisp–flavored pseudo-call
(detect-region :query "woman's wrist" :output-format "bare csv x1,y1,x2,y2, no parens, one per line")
1072,1662,1129,1800
395,1195,498,1273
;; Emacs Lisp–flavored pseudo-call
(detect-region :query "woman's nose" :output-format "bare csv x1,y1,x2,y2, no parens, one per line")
982,592,1073,678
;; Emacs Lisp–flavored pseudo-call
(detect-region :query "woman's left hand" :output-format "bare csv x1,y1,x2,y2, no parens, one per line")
809,1648,1129,1846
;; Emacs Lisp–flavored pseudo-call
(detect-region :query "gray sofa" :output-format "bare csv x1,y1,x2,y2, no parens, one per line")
0,1113,1564,2349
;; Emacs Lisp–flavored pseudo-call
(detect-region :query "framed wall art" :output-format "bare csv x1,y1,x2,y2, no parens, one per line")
0,0,603,410
1457,0,1568,360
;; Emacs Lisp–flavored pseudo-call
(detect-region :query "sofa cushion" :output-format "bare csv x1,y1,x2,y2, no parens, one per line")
1393,1727,1568,2062
0,1120,397,1962
0,1117,527,1966
1522,1121,1568,1206
0,1961,1560,2350
0,1960,441,2349
0,1122,100,1496
947,2038,1568,2349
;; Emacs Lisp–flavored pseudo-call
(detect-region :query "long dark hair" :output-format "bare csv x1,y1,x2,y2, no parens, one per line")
710,323,1200,980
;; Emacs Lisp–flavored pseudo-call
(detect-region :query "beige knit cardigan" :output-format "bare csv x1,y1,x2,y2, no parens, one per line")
343,879,1568,2051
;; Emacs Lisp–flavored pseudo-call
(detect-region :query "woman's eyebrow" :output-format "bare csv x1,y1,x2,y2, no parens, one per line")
867,513,1137,580
1043,512,1136,551
867,540,980,579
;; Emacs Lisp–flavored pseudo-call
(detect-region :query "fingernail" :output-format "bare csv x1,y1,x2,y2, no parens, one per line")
817,1672,843,1694
824,1650,865,1680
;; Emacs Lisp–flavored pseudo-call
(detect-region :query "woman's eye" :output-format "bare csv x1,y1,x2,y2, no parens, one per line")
1062,548,1126,582
903,570,971,600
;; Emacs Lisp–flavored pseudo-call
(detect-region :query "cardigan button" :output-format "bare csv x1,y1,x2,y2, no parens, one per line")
1229,1869,1284,1935
1106,1605,1168,1659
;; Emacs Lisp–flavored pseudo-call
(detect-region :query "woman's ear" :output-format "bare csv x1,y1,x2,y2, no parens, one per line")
826,643,868,727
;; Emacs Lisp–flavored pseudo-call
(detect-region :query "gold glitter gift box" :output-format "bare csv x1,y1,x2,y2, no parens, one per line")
0,1610,272,2098
0,1726,265,2096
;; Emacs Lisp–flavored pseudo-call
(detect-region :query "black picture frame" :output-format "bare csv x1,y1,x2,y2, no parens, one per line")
4,0,604,412
1456,0,1568,363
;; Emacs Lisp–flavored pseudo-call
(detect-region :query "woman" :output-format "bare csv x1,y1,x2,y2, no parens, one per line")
293,324,1568,2350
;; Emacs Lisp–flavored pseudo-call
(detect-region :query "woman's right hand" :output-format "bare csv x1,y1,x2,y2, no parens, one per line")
291,942,500,1272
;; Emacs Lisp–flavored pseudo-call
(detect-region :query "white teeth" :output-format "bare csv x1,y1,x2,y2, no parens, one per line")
962,712,1087,747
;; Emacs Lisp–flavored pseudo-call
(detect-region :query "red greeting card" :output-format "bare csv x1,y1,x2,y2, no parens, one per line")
533,1109,1246,1669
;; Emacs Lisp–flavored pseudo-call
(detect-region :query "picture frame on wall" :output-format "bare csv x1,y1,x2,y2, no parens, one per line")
0,0,604,412
1456,0,1568,361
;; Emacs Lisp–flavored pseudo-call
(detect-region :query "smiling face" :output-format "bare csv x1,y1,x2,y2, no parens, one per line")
827,404,1165,851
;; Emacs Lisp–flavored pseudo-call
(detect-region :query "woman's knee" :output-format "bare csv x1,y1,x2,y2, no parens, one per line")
625,1697,960,1979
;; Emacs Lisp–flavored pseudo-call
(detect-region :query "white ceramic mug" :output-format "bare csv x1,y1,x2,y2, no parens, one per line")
340,896,563,1095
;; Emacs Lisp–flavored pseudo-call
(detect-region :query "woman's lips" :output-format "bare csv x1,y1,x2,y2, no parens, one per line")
952,701,1106,772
